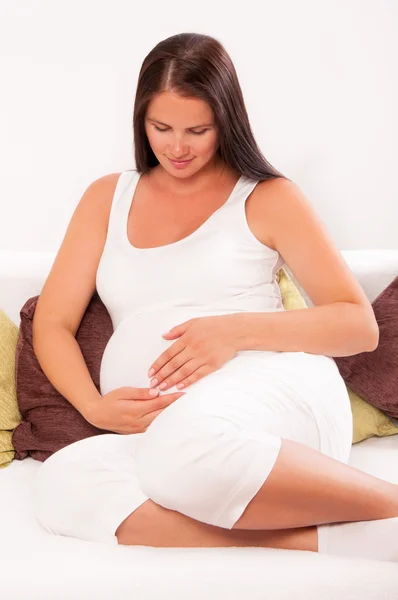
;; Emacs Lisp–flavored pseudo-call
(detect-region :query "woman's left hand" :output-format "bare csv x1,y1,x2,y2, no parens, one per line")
147,315,244,391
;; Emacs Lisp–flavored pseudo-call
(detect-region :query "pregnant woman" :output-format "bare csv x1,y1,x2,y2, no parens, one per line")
32,33,398,562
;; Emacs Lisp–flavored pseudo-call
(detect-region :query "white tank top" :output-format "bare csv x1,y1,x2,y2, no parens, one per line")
96,169,286,396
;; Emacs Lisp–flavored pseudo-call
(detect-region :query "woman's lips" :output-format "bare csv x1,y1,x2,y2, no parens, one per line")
169,158,194,168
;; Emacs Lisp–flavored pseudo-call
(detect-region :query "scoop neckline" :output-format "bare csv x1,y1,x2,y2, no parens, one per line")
123,171,245,252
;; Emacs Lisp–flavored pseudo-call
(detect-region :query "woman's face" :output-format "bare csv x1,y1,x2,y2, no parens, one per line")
144,91,220,177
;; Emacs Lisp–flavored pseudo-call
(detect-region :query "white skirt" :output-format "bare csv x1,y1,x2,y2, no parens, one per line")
32,351,353,546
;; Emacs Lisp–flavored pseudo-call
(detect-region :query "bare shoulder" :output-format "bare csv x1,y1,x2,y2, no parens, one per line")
90,171,122,205
86,172,123,225
255,176,302,210
32,172,123,336
255,177,322,237
253,176,377,319
249,177,301,251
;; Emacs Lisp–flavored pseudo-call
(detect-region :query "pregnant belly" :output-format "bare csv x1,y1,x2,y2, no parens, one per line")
99,307,289,397
99,308,229,396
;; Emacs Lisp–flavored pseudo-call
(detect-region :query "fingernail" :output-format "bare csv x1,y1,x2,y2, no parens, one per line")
148,368,155,377
149,389,159,396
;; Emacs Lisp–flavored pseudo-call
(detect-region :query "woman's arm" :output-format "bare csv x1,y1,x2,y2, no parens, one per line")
32,322,101,417
245,178,379,356
233,302,378,357
31,174,119,416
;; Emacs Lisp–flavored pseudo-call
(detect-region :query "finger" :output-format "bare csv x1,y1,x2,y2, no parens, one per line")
146,392,186,413
140,408,165,430
171,366,212,390
124,387,160,400
141,391,186,430
163,391,187,399
147,342,186,379
149,348,189,387
159,359,201,391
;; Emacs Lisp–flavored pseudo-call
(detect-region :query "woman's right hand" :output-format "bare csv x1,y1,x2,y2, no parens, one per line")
83,386,186,434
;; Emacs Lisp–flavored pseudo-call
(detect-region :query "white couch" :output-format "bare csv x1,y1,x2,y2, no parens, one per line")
1,248,398,600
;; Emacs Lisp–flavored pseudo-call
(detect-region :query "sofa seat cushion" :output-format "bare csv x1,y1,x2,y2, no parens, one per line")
1,435,398,599
334,276,398,420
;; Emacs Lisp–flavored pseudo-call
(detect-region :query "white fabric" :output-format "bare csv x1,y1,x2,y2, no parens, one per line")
33,170,352,542
1,235,398,596
96,170,286,397
286,248,398,306
2,437,398,599
33,349,353,543
318,516,398,562
2,246,398,328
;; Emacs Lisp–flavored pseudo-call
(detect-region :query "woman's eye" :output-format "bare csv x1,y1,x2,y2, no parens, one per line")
154,126,207,135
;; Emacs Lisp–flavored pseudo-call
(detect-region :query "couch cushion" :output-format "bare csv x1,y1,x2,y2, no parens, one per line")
0,309,21,468
277,268,398,443
0,250,55,326
12,293,114,461
1,436,398,598
334,276,398,420
2,249,398,326
10,267,398,465
285,249,398,306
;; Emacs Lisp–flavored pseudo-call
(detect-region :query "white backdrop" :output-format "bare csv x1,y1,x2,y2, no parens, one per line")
1,0,396,252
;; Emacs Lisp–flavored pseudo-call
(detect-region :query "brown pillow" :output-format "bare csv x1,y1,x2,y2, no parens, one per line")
12,291,114,462
333,276,398,420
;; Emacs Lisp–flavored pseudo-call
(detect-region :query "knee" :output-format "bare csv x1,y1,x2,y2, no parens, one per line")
33,449,77,535
33,440,98,537
135,413,243,518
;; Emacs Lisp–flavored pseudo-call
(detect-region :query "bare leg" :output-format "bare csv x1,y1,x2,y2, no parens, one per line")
116,499,319,551
233,439,398,530
116,438,398,549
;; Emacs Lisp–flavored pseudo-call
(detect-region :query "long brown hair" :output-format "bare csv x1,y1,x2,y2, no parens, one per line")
133,32,289,183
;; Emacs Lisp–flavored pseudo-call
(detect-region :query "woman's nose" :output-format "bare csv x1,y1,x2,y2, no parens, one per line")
170,139,189,156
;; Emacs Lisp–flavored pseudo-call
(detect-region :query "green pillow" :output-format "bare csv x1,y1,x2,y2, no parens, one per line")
0,308,22,468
